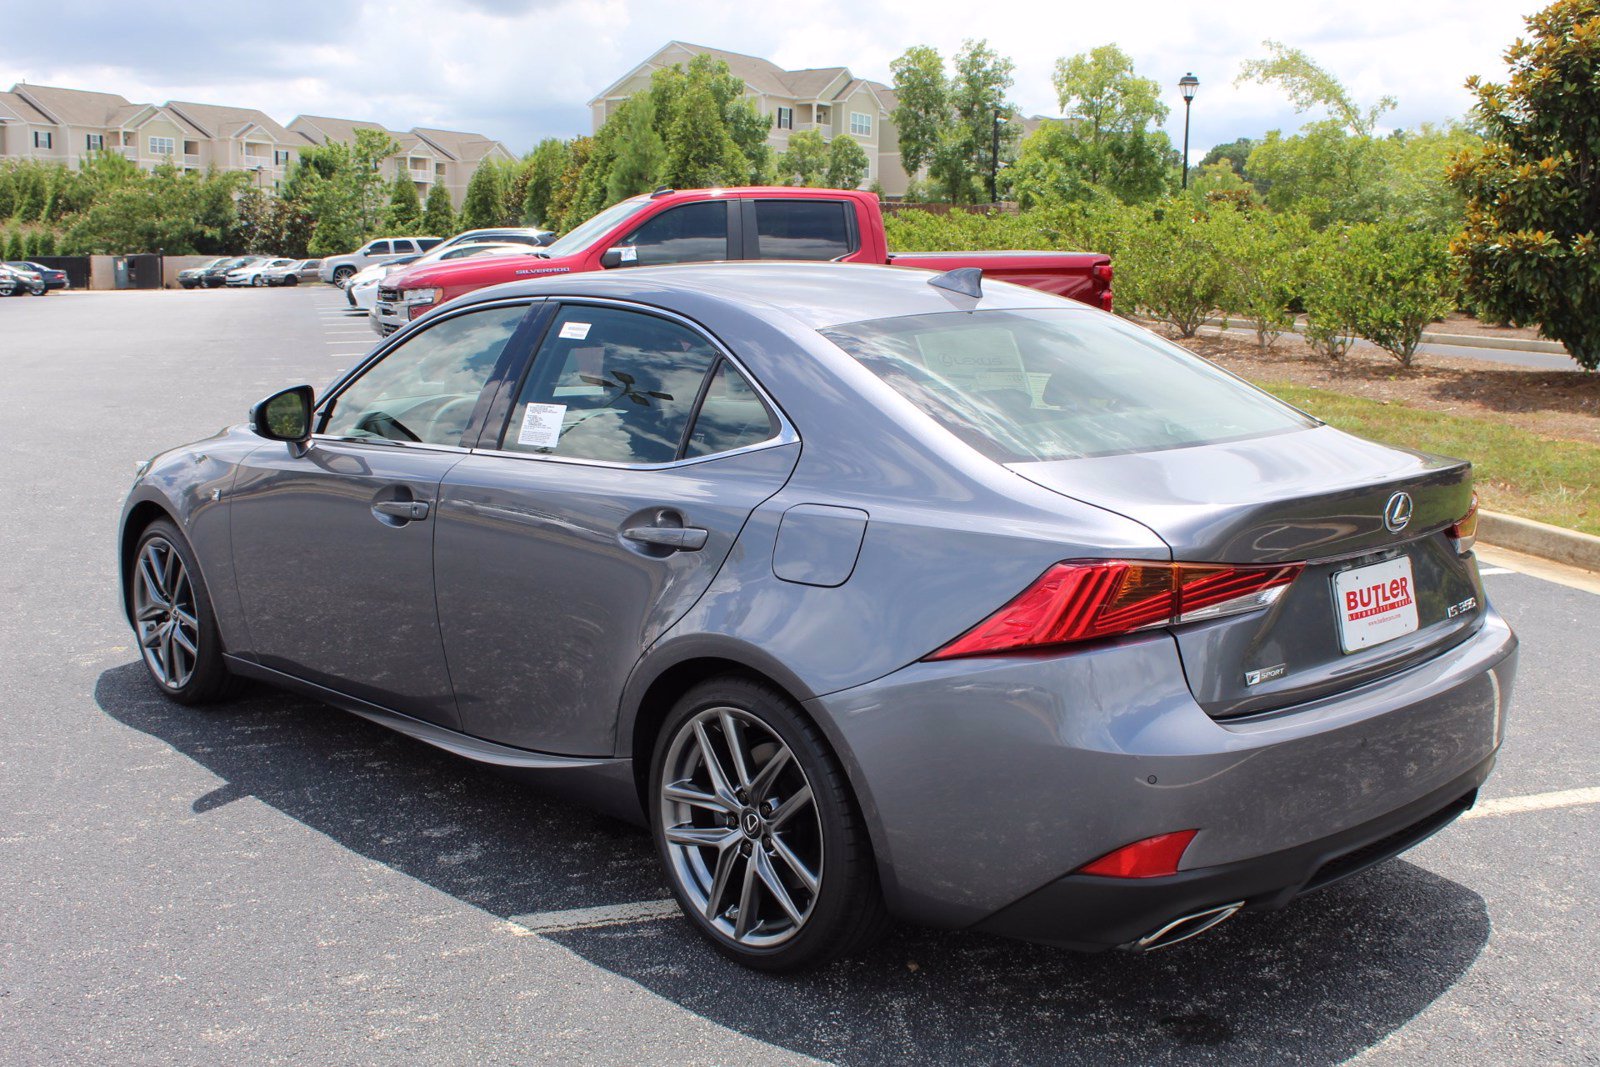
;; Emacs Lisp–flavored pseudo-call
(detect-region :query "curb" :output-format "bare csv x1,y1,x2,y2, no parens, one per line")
1478,510,1600,574
1193,317,1570,358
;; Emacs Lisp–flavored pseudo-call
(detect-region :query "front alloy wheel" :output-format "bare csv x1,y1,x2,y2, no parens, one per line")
130,520,235,704
651,677,888,971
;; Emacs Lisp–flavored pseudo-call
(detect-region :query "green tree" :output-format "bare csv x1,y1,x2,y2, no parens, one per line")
521,138,572,227
1118,203,1234,337
548,136,593,231
663,79,747,189
776,130,829,186
1238,40,1395,136
422,182,456,236
459,162,504,230
649,54,769,186
1049,43,1171,195
1200,136,1257,179
386,172,423,232
1343,222,1454,366
4,228,23,260
66,164,247,254
825,134,870,189
605,95,667,204
889,45,950,177
36,229,57,256
946,39,1018,202
1449,0,1600,367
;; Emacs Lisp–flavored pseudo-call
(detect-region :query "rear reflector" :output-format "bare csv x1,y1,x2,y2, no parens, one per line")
1077,830,1198,878
1449,492,1479,555
925,559,1303,660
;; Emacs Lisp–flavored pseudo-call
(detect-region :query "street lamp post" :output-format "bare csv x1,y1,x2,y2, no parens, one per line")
1179,73,1199,189
989,109,1007,204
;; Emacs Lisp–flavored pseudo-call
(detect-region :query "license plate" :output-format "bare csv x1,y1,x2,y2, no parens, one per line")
1333,556,1420,652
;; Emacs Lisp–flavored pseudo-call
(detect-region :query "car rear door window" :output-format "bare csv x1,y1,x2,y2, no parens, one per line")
393,240,416,254
620,202,730,266
502,306,722,464
320,304,528,447
752,200,854,260
684,361,779,458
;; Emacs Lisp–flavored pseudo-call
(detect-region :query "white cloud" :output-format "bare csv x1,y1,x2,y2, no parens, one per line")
0,0,1542,155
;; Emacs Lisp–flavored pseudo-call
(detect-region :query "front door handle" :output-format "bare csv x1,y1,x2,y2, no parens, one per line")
622,525,708,551
372,499,430,522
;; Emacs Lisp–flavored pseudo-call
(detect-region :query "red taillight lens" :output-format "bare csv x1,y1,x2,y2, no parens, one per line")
1091,263,1114,283
1449,493,1479,554
925,559,1303,660
1077,830,1197,878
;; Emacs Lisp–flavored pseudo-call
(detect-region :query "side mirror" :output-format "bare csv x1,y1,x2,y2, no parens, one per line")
250,385,315,454
599,246,637,269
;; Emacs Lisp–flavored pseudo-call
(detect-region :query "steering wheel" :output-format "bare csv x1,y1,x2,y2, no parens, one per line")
419,395,479,446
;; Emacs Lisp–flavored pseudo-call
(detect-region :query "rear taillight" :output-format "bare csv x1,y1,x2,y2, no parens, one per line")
1092,263,1114,311
925,559,1303,660
1077,830,1197,878
1449,493,1479,555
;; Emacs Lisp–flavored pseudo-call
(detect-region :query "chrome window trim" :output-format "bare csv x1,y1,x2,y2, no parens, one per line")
474,295,799,471
308,435,473,456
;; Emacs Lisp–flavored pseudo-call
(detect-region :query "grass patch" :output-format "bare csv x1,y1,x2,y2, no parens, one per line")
1257,380,1600,536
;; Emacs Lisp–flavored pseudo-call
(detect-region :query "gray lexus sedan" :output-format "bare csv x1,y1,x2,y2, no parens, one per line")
119,262,1516,971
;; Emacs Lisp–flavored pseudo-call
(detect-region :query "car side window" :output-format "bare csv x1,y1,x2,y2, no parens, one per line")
394,240,416,254
368,241,391,256
321,304,527,447
620,202,730,266
684,361,779,458
502,306,721,464
752,200,854,260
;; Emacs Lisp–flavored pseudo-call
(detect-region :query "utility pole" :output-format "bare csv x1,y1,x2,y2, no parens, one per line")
989,109,1007,204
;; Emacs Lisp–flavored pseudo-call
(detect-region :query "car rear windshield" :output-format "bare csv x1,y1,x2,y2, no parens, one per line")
820,309,1316,462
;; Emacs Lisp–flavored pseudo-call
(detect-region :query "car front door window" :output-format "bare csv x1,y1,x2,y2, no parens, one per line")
321,305,528,447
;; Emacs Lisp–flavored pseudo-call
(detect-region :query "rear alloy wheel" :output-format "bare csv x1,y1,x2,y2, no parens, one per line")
251,274,265,287
130,520,235,704
332,266,355,286
651,677,888,971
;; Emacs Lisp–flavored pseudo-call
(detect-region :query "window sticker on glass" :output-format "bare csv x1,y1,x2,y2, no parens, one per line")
559,321,592,340
620,246,638,263
517,403,567,449
914,328,1030,393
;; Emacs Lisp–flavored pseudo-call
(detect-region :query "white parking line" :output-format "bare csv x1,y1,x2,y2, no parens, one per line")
1478,567,1515,576
505,899,680,935
1463,786,1600,820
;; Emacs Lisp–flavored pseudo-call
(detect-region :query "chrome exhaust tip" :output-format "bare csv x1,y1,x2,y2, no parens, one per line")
1122,901,1244,952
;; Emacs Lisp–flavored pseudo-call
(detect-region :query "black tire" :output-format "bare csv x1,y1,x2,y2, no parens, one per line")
129,519,236,705
29,284,45,296
284,274,299,286
649,675,889,971
251,274,264,287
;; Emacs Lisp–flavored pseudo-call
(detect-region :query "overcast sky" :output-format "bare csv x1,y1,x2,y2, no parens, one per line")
0,0,1541,158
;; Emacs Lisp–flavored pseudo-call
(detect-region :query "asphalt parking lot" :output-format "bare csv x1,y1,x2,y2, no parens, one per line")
1,286,1596,1065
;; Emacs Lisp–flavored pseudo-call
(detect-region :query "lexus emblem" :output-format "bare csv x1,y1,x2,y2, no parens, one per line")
742,811,762,838
1383,492,1413,533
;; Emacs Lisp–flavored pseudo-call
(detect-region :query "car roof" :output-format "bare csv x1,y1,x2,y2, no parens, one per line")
455,261,1078,331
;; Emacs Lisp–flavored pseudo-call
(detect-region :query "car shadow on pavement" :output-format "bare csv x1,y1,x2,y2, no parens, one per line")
97,662,1490,1066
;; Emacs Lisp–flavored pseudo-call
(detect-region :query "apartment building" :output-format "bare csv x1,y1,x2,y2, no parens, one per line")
589,42,910,195
0,82,513,205
290,115,515,206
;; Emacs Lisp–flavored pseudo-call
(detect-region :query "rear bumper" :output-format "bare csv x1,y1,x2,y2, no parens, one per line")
974,758,1489,950
808,608,1517,941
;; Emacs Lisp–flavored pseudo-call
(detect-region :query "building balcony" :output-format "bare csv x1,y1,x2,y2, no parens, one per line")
183,154,201,167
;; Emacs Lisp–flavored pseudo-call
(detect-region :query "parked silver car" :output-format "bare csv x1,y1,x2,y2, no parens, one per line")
264,259,322,286
119,263,1515,972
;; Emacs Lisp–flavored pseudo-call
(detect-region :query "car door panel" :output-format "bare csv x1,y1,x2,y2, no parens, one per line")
229,441,464,727
434,443,799,755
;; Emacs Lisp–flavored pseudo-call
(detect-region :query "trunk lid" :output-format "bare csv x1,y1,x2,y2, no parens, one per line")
1011,426,1484,717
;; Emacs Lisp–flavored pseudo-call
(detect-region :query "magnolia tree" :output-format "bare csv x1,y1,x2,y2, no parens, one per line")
1450,0,1600,369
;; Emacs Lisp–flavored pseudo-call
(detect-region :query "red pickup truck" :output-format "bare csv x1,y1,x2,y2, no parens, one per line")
372,186,1112,335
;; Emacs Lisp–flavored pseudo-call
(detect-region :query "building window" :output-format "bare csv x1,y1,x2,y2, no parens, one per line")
33,130,52,149
85,133,104,151
850,112,872,136
150,136,175,156
274,149,292,167
777,107,793,130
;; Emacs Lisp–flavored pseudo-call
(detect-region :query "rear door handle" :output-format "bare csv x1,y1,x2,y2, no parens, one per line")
622,525,708,551
372,499,431,522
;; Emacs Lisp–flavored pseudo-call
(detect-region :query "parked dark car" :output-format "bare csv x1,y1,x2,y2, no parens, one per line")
196,256,263,289
177,259,225,289
0,264,28,296
6,260,68,292
120,263,1515,973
